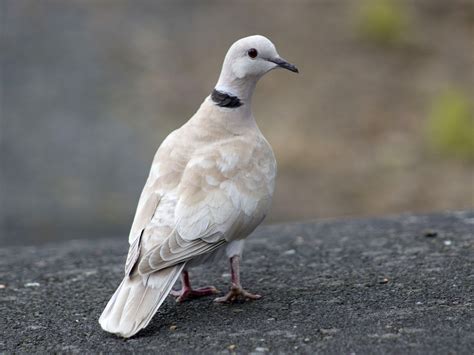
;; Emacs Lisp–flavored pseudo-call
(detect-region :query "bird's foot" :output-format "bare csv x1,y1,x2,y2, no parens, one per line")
214,284,262,303
171,286,219,303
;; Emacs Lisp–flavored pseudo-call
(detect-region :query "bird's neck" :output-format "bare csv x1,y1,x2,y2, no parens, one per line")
213,74,258,114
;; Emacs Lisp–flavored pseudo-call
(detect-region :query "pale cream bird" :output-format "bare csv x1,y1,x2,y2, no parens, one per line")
99,35,298,338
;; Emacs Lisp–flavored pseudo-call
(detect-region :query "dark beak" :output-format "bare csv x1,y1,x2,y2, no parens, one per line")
268,57,299,73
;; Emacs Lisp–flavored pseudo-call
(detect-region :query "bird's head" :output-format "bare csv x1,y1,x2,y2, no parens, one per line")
222,35,298,80
213,35,298,109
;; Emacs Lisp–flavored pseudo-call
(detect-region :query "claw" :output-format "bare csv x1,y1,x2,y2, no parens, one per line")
214,284,262,303
171,271,219,303
172,286,219,303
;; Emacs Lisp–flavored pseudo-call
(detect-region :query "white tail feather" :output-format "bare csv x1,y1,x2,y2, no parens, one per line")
99,264,185,338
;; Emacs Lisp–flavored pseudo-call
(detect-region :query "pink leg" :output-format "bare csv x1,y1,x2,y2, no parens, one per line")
214,255,262,303
170,270,218,303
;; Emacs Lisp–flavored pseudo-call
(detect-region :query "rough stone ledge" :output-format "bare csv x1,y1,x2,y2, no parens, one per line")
1,211,473,353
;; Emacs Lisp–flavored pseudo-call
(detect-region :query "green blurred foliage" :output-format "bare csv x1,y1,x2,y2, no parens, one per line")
357,0,409,46
427,89,474,162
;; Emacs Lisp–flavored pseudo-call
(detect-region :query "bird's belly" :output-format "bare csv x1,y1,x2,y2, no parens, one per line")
185,243,228,269
185,240,246,269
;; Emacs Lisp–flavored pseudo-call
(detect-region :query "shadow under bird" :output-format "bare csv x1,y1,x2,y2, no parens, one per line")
99,35,298,338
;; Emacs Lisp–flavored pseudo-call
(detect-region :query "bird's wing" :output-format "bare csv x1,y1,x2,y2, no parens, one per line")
128,179,161,245
137,138,271,274
124,130,185,275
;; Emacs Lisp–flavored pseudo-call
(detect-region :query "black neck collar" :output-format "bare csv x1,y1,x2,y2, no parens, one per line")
211,89,242,108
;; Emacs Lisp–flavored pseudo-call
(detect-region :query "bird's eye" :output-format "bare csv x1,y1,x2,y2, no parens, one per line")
247,48,258,59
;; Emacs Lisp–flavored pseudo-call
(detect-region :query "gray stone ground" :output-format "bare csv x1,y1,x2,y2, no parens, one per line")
1,211,473,354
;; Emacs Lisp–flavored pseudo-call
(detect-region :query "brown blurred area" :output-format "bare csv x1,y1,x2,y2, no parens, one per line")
1,0,473,245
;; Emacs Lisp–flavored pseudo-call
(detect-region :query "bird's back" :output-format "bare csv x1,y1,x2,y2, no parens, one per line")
135,98,276,253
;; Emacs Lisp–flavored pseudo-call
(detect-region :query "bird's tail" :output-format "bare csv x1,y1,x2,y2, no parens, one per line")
99,263,185,338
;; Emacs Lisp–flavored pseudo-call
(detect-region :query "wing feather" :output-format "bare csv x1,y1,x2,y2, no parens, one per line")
129,132,275,277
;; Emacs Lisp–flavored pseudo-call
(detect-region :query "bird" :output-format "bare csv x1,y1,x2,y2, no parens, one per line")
99,35,298,338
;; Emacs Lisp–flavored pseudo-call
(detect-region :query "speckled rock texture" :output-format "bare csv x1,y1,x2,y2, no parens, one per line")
1,211,473,353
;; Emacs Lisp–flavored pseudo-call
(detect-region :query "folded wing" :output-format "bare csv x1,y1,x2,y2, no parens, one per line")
138,138,271,274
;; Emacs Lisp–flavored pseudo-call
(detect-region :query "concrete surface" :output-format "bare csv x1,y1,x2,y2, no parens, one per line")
1,211,473,353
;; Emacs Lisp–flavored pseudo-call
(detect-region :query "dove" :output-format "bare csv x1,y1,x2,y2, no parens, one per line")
99,35,298,338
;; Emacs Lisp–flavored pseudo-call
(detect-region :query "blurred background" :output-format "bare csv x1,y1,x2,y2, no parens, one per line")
1,0,473,246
